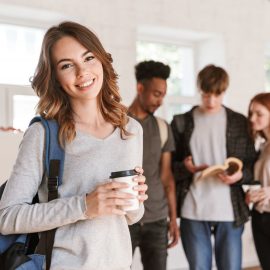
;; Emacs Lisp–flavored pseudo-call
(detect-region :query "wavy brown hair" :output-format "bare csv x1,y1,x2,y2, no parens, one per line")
248,92,270,140
31,21,129,146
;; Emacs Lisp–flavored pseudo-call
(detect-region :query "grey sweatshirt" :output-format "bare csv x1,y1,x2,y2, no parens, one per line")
0,117,144,270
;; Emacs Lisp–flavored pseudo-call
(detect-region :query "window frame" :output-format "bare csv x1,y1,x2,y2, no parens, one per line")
0,5,68,129
0,84,36,128
136,28,199,121
0,22,43,128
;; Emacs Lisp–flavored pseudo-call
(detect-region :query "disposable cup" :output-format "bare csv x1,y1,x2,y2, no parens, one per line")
249,184,262,201
110,169,139,211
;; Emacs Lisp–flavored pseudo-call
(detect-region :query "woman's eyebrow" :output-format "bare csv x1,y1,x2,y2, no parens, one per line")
82,50,91,57
57,58,71,65
56,51,91,66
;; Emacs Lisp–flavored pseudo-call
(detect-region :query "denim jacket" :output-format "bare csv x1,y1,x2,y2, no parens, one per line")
171,106,257,226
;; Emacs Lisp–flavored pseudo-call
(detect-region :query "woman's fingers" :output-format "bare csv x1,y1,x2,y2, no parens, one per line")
85,182,134,218
104,190,135,199
110,207,127,216
138,193,148,202
132,171,148,203
133,183,148,193
85,169,148,219
133,174,146,184
133,174,148,196
106,198,133,206
99,181,129,191
134,166,144,175
249,189,267,203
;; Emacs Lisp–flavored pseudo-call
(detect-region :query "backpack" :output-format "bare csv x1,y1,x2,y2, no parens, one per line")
156,116,168,149
0,116,65,270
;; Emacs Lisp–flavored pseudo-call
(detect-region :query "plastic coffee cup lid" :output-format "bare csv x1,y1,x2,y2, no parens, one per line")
110,169,137,178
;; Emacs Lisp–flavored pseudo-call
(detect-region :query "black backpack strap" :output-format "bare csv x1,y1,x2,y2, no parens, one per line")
46,160,60,270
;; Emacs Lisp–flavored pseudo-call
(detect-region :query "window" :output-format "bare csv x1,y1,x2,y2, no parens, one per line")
13,95,39,131
2,84,38,131
0,24,44,131
136,40,196,122
0,24,44,85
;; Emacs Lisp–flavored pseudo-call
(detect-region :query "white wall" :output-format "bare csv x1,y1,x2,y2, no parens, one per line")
0,0,269,268
1,0,270,112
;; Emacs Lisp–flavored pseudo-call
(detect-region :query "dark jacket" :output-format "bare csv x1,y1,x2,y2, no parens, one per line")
171,106,257,227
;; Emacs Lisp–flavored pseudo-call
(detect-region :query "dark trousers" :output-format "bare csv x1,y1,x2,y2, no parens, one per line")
129,219,168,270
251,209,270,270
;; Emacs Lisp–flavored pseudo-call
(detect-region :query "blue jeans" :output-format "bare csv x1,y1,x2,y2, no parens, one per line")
181,218,244,270
129,219,168,270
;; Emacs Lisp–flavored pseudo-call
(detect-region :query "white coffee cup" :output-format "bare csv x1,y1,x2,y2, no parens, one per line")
110,169,139,211
249,184,261,192
248,183,261,204
249,184,262,200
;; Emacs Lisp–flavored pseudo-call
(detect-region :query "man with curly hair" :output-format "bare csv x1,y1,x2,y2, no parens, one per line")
129,60,179,270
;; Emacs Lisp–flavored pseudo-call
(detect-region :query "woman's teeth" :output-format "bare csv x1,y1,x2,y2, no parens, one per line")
78,79,94,88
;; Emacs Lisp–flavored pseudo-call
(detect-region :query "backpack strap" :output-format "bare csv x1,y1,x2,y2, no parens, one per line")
156,117,168,149
29,116,64,270
29,116,65,185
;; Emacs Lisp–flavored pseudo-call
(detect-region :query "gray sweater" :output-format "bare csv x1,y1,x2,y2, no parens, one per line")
0,117,144,270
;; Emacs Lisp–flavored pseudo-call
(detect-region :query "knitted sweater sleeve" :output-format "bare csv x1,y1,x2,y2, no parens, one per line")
0,123,87,235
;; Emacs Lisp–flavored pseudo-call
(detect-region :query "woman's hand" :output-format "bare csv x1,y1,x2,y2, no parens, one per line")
84,167,148,219
248,187,270,206
85,181,136,219
133,167,148,203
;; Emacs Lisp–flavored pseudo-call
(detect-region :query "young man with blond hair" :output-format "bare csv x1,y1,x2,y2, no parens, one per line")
171,64,257,270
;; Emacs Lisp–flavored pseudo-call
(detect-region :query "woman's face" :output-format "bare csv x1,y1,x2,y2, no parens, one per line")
249,101,270,134
52,36,103,103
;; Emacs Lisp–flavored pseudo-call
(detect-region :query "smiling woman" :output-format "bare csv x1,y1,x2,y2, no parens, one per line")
0,21,148,270
52,36,104,101
248,93,270,270
32,21,132,146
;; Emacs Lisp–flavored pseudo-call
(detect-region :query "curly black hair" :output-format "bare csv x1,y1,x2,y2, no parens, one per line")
135,60,170,82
